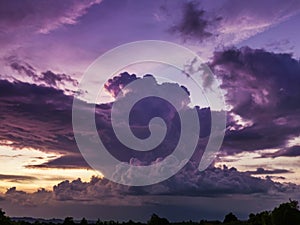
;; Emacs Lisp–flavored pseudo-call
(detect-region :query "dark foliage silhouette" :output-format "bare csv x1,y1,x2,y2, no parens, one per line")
223,212,238,223
2,200,300,225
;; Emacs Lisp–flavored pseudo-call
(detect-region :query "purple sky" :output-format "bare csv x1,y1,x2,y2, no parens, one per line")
0,0,300,222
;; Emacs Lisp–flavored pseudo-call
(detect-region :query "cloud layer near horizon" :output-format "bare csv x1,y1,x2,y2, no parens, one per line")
2,163,299,207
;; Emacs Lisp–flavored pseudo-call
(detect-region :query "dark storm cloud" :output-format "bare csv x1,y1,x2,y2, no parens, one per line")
4,47,300,168
211,47,300,154
93,72,211,165
1,70,300,208
1,65,299,200
0,72,211,169
0,79,82,165
169,1,220,41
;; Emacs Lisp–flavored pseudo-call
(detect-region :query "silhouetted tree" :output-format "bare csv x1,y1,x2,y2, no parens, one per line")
271,199,300,225
0,208,11,225
148,214,169,225
248,211,272,225
223,212,238,223
80,217,88,225
96,219,104,225
127,219,135,225
63,217,75,225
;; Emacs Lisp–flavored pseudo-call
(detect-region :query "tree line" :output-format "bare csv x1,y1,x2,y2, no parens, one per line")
1,199,300,225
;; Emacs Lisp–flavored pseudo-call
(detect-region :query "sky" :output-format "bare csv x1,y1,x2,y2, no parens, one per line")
0,0,300,222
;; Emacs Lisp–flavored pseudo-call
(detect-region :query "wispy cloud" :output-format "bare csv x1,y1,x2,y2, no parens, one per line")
0,0,102,35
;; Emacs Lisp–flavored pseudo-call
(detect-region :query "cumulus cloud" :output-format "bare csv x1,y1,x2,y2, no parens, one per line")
2,166,297,223
165,0,300,48
49,161,300,204
5,187,52,207
137,164,287,197
3,163,297,209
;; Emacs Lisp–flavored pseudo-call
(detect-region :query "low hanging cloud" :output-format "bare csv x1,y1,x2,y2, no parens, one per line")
5,187,52,207
52,165,280,201
2,163,299,209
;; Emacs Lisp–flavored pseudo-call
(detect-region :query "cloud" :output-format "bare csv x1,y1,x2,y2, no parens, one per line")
168,1,220,42
261,146,300,158
5,187,52,207
0,79,80,159
0,174,37,182
0,72,212,170
0,0,102,65
2,46,300,172
53,177,129,203
162,0,300,47
26,155,90,169
215,0,300,45
246,168,291,175
9,60,78,88
211,47,300,154
49,160,297,203
1,165,299,220
127,163,293,197
0,0,101,35
1,64,298,203
104,72,139,98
